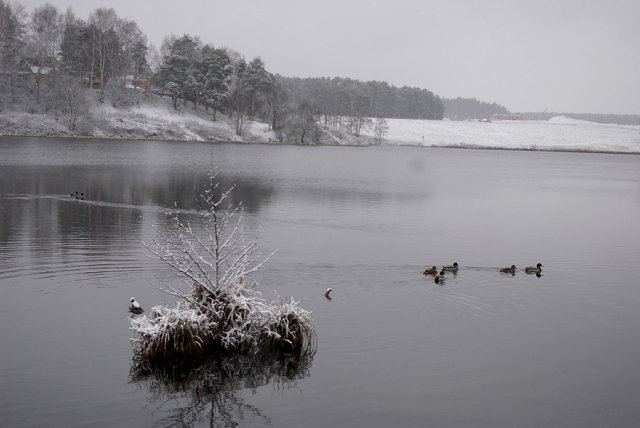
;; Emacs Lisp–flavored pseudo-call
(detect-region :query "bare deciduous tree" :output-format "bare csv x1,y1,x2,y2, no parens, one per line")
49,74,87,130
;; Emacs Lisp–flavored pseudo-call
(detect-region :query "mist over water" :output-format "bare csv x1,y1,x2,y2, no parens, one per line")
1,137,640,427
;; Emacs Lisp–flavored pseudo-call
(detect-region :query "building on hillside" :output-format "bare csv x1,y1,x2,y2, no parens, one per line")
17,57,56,75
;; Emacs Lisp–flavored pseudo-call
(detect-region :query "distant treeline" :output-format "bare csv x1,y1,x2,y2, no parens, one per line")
441,97,510,120
278,76,444,120
518,112,640,126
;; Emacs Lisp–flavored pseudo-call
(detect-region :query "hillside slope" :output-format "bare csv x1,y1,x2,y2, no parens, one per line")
0,90,379,146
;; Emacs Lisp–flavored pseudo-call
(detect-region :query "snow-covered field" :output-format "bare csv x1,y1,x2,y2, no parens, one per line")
364,116,640,153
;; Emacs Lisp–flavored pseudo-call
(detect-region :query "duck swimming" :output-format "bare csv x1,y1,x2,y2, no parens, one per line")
500,265,517,274
442,262,459,272
525,263,543,274
423,266,438,275
129,297,144,315
434,270,446,285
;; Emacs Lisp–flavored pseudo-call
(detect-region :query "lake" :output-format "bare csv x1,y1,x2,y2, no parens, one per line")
1,136,640,428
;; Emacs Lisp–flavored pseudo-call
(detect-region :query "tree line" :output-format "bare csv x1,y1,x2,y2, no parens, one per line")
441,97,510,121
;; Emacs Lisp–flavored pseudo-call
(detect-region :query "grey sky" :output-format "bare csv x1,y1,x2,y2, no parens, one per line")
21,0,640,114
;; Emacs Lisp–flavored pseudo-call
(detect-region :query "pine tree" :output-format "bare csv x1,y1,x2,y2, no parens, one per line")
202,48,230,120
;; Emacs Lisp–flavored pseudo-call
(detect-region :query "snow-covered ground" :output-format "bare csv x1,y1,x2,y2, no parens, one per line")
363,116,640,153
1,90,638,153
0,92,278,144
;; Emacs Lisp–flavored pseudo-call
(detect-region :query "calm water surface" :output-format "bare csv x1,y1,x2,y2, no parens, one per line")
1,137,640,427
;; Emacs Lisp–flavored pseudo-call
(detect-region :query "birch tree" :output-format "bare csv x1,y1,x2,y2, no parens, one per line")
27,3,63,68
87,7,119,94
0,0,26,109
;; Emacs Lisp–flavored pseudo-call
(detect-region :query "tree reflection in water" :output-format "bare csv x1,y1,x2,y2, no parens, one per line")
130,352,314,427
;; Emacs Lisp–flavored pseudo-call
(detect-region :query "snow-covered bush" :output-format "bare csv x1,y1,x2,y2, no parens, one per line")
130,168,316,366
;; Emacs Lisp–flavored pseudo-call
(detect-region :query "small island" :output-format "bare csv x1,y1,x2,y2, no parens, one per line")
130,168,316,368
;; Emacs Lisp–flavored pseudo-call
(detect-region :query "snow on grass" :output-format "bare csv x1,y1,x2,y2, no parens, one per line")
244,120,276,142
106,100,278,142
0,112,70,137
361,116,640,153
0,92,277,143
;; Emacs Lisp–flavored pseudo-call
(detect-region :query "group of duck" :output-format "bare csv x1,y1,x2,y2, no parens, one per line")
70,191,85,200
423,262,543,284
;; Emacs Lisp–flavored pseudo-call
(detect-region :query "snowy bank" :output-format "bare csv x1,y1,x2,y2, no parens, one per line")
2,91,638,153
362,116,640,154
0,91,278,144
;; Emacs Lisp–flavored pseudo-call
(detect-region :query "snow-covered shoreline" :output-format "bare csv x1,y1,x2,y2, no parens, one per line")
2,93,639,154
362,116,640,154
0,93,279,144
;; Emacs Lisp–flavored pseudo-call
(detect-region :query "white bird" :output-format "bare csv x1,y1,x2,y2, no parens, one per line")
324,288,333,300
129,297,144,315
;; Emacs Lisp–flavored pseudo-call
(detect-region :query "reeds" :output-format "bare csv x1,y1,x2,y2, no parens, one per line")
130,293,317,365
130,303,215,362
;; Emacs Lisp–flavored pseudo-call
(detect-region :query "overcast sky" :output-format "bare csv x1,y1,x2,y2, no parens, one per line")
19,0,640,114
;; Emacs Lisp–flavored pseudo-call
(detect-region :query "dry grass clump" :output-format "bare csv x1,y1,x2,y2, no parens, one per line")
130,303,214,362
130,167,316,367
260,298,316,355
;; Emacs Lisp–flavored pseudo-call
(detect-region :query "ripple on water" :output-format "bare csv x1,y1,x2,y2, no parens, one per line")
0,235,158,286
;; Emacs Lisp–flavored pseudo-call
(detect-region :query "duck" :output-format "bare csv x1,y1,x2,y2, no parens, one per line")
500,265,517,274
70,191,79,198
324,288,333,300
525,263,543,274
423,266,438,275
434,270,446,285
129,297,144,315
442,262,459,272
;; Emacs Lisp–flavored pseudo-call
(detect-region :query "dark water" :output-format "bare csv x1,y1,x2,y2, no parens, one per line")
1,136,640,427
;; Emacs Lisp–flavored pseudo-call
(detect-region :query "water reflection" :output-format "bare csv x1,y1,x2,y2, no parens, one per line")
148,174,275,213
130,353,314,428
0,165,274,248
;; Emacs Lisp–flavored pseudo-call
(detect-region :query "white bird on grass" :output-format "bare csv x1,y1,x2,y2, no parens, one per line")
129,297,144,315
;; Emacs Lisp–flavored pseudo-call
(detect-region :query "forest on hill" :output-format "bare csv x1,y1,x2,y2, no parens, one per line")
1,1,515,144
